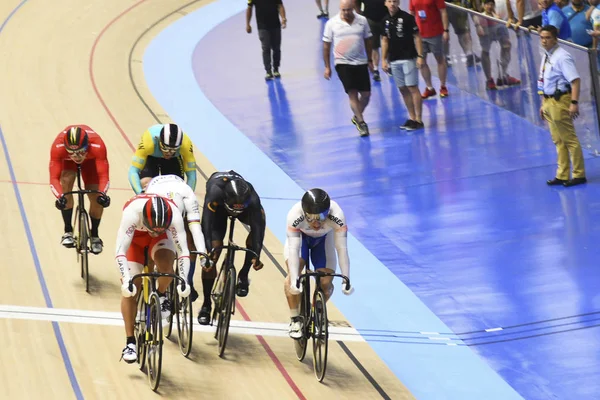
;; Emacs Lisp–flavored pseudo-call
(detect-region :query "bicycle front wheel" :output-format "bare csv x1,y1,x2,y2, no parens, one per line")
146,292,163,391
176,291,194,357
312,289,329,382
79,210,90,293
217,267,236,358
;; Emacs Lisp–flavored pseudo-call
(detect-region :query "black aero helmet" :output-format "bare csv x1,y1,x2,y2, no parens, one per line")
301,188,330,221
159,123,183,150
223,179,251,215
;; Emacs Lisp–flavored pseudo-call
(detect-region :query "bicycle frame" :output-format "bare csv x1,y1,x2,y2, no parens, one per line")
61,164,105,292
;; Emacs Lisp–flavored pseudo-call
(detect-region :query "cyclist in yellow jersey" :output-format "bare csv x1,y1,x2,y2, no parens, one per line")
129,123,197,194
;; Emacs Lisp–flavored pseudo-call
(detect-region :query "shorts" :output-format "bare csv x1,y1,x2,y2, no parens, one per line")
390,59,419,87
284,231,337,271
478,25,510,52
335,64,371,93
367,18,383,49
447,7,470,35
125,230,176,275
422,35,444,56
62,159,99,186
139,156,184,180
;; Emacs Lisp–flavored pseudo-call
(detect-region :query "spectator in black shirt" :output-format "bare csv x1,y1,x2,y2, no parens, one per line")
356,0,389,81
247,0,287,80
382,0,425,130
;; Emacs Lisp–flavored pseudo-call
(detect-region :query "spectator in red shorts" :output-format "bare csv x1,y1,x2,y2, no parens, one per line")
49,125,110,254
410,0,451,98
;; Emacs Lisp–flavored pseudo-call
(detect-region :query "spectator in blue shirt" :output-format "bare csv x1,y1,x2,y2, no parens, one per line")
562,0,592,47
539,0,572,40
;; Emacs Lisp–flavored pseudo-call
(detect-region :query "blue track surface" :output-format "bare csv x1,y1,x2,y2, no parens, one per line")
144,0,600,398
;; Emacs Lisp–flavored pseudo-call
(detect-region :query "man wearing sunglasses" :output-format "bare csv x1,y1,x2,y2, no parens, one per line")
49,125,111,254
283,188,354,339
196,170,266,326
128,123,197,194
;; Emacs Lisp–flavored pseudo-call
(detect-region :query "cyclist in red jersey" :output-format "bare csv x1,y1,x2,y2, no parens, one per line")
49,125,111,254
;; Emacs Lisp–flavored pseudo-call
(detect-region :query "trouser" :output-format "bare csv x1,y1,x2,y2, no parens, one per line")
258,28,281,72
542,94,586,180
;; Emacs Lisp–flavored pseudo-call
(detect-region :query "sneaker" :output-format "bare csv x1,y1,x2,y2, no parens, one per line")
373,70,381,82
400,119,415,130
486,78,497,91
317,11,327,18
445,56,453,67
121,343,137,364
61,232,75,248
404,120,420,131
504,75,521,86
265,72,274,81
289,316,303,339
190,285,199,303
159,295,171,319
90,237,103,254
412,121,425,130
466,54,476,67
236,277,249,297
273,70,281,78
197,305,211,326
496,77,505,88
358,121,370,137
421,87,436,99
439,86,449,97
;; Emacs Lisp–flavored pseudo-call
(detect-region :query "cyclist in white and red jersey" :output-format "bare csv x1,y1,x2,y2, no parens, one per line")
283,188,354,339
115,194,191,364
145,174,209,301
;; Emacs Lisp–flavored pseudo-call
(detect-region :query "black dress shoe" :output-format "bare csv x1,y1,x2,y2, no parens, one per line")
547,178,567,185
563,177,587,187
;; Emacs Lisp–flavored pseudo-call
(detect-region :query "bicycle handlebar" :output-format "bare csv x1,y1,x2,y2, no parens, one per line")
296,271,351,291
128,272,186,293
62,189,106,196
210,244,259,261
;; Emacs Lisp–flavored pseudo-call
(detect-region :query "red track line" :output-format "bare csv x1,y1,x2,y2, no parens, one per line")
88,3,305,398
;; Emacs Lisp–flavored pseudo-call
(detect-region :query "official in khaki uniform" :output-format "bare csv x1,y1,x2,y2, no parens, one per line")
538,25,586,187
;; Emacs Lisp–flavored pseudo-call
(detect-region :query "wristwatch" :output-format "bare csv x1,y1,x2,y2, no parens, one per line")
444,29,449,32
571,100,579,105
417,54,424,58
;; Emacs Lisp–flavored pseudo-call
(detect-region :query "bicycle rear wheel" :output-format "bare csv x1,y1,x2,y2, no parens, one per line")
312,289,329,382
79,210,90,293
217,267,236,357
146,292,163,391
294,278,310,361
176,291,194,357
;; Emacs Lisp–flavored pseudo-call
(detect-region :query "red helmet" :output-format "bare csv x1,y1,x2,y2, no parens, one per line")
63,126,89,153
142,196,173,233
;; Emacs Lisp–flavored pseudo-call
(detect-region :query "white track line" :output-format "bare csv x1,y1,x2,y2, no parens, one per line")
0,304,366,342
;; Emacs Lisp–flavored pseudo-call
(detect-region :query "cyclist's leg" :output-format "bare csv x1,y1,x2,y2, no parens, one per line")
59,163,77,246
284,234,308,338
150,234,177,319
197,212,226,324
81,159,105,254
311,232,335,301
121,237,145,363
236,207,266,296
